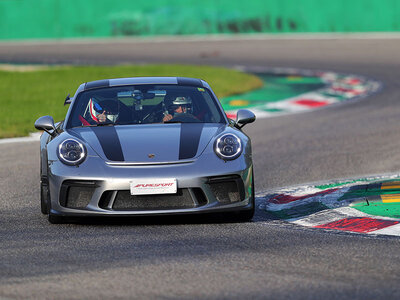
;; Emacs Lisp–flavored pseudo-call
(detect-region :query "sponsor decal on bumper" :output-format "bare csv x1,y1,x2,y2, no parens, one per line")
130,178,177,195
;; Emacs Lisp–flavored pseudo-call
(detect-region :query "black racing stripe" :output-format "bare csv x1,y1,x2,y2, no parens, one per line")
85,79,110,90
179,123,204,160
177,77,203,87
91,127,124,161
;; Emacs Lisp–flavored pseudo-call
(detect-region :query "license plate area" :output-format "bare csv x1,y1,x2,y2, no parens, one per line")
130,178,177,195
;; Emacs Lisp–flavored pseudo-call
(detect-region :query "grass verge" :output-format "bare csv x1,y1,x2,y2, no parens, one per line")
0,64,262,138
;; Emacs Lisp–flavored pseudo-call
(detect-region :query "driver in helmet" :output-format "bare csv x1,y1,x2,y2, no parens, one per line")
162,96,193,122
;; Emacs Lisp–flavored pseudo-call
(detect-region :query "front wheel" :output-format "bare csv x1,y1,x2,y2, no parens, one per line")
236,198,255,222
234,170,255,222
40,181,49,214
43,183,65,224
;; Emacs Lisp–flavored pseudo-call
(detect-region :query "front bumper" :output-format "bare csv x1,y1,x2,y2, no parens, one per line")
47,153,253,217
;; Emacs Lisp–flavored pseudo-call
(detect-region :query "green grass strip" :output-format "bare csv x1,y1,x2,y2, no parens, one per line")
0,64,262,138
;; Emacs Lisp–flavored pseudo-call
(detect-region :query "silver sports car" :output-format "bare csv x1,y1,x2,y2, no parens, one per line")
35,77,256,223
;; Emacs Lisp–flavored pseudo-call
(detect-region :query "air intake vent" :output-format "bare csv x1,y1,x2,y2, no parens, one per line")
59,180,97,209
112,189,196,210
207,175,245,204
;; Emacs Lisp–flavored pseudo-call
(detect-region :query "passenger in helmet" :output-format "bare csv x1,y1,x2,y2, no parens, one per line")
162,96,193,122
87,98,119,124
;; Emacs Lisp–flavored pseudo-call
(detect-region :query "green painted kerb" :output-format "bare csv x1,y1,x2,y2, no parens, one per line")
1,0,400,40
351,202,400,219
337,179,400,219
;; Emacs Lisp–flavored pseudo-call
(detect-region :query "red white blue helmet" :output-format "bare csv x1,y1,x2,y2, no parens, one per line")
88,98,119,123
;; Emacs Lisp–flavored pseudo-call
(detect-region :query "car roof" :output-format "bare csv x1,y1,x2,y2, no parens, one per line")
84,77,208,91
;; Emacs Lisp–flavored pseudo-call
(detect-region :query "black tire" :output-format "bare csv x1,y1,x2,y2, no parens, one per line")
44,183,65,224
40,181,49,215
236,200,255,222
235,170,255,222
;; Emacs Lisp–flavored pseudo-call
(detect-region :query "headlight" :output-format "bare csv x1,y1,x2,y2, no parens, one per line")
214,133,242,160
58,139,87,166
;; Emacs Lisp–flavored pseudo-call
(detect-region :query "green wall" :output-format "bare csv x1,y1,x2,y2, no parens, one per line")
0,0,399,40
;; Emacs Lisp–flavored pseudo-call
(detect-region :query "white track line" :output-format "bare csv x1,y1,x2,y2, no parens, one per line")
0,132,40,144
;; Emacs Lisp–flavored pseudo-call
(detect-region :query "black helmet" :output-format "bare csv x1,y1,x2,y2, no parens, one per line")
170,96,192,113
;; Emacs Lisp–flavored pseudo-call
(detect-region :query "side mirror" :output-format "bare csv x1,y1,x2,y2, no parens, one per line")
35,115,56,136
64,94,71,106
236,109,256,128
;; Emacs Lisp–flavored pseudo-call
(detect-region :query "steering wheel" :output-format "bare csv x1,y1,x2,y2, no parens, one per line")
143,108,163,123
165,113,200,123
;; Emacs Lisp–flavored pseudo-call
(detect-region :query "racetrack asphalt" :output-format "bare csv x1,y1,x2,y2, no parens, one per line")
1,37,400,299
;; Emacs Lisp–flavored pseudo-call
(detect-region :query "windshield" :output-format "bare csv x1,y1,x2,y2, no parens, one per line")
67,85,226,128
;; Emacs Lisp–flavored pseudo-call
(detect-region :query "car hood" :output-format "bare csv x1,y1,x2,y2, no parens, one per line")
68,123,226,163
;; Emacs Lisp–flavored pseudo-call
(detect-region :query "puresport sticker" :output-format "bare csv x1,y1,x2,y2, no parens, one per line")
130,178,177,195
